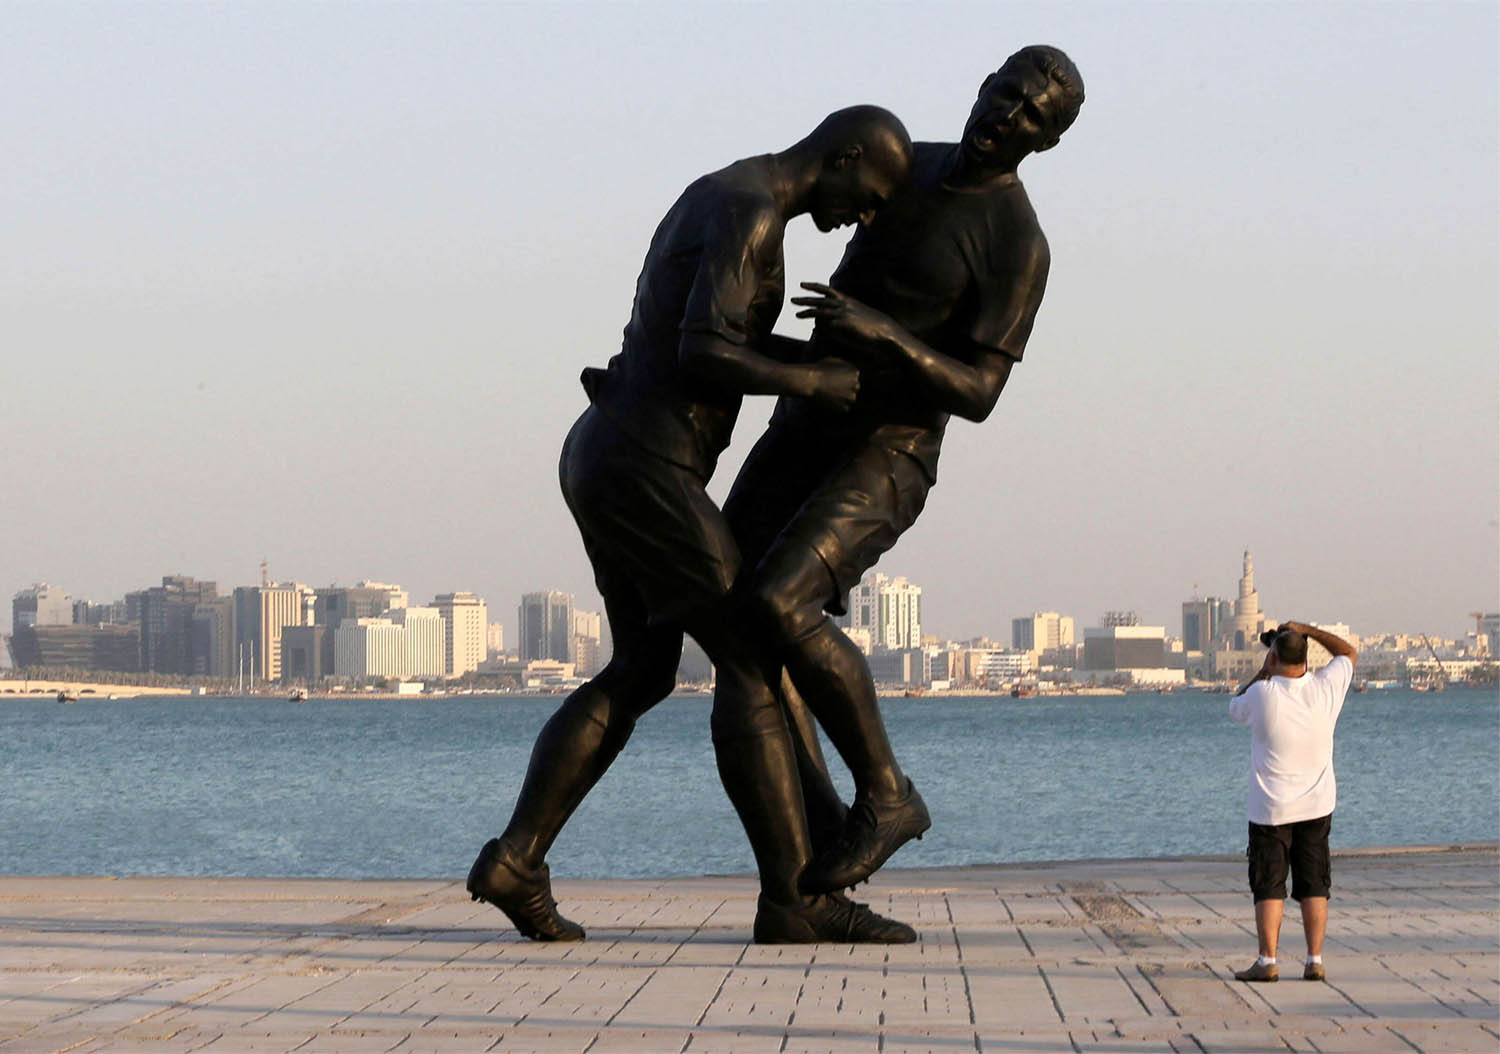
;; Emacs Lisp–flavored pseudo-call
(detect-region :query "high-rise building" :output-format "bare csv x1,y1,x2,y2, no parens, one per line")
1483,614,1500,658
280,625,328,683
1012,612,1075,653
435,592,487,675
572,609,604,677
234,584,307,684
13,583,73,629
1082,625,1167,670
314,582,407,628
519,591,575,664
486,622,506,658
1180,598,1213,653
335,618,406,679
842,573,921,651
311,582,405,672
136,575,220,675
388,606,446,679
190,596,234,677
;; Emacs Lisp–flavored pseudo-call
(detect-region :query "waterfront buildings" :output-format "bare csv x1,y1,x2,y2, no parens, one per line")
134,576,222,676
7,623,140,671
12,584,72,629
334,618,407,679
572,609,606,678
1012,612,1075,653
434,591,487,676
233,584,309,684
842,573,922,652
388,606,446,679
518,591,574,665
280,625,328,683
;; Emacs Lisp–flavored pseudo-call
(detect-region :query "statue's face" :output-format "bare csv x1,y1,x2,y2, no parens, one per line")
962,62,1065,165
809,157,904,232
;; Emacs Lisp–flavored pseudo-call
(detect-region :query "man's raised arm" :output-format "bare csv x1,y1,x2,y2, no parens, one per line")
1280,621,1358,667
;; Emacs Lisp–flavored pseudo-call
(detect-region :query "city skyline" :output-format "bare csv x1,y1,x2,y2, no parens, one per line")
3,4,1495,644
8,543,1491,665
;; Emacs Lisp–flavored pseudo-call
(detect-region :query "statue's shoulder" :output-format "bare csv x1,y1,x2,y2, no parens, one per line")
697,162,786,251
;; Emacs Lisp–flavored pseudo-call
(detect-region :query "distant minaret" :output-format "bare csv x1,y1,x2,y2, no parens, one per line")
1236,549,1259,619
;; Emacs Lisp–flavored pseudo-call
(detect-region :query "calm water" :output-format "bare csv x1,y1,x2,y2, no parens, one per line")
2,690,1495,880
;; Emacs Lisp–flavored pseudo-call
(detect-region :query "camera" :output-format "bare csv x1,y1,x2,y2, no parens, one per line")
1259,629,1280,647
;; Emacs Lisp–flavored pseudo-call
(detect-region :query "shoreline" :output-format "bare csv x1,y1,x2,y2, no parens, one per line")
3,842,1493,884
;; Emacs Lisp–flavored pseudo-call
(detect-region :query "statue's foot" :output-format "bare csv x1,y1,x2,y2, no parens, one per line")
799,779,930,893
466,838,585,942
753,891,916,944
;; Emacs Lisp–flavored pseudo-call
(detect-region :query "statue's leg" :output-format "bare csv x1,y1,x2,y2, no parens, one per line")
690,611,809,906
753,542,906,801
500,610,682,867
691,609,915,943
749,541,930,892
778,672,849,853
468,584,681,941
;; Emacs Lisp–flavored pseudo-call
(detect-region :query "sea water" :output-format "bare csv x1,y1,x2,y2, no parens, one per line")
2,690,1495,880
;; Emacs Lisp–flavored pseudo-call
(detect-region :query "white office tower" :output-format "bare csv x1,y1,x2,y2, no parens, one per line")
434,592,488,676
388,606,447,679
844,572,922,651
335,618,406,679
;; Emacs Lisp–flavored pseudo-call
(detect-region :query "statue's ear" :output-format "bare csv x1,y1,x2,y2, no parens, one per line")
832,144,864,169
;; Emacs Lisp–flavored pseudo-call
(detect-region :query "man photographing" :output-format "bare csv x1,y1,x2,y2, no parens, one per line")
1229,621,1358,982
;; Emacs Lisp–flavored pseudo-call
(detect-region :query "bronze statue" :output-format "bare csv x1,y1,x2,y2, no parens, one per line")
726,45,1085,894
468,106,919,943
468,44,1084,943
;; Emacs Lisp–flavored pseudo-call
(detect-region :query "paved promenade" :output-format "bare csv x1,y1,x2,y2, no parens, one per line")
0,847,1494,1052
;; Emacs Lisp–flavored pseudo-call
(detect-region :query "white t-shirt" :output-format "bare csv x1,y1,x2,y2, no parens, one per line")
1228,656,1354,825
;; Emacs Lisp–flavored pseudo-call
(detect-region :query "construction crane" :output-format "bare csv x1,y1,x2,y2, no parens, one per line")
1420,635,1448,692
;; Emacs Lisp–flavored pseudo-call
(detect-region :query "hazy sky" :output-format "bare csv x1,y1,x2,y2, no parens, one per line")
4,1,1496,645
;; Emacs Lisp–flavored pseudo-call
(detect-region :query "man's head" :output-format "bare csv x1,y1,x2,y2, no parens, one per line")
962,45,1084,170
1262,628,1309,674
803,105,914,232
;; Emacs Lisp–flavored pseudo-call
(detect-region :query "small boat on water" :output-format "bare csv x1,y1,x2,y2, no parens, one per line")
56,688,79,703
287,687,309,702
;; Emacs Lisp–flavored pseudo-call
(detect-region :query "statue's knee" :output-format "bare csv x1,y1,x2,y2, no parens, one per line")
749,578,820,645
710,687,781,744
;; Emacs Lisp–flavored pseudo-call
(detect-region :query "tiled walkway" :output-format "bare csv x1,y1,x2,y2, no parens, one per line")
0,847,1494,1052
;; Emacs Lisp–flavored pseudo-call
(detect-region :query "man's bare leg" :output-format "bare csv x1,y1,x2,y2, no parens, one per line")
1255,897,1284,960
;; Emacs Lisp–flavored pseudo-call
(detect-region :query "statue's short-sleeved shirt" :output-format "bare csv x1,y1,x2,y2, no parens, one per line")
583,160,786,481
785,142,1050,482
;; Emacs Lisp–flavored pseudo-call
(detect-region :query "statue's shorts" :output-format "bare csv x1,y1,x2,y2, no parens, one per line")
560,406,740,626
726,424,930,617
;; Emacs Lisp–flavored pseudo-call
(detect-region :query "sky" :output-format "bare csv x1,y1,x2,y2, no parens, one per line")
3,1,1496,646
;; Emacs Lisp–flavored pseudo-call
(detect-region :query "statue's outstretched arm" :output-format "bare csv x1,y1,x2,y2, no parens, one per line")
790,283,1013,422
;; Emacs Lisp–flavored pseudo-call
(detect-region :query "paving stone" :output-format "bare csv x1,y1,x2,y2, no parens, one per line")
0,847,1491,1053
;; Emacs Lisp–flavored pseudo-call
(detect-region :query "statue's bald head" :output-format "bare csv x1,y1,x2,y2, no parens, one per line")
805,104,914,184
797,105,914,231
